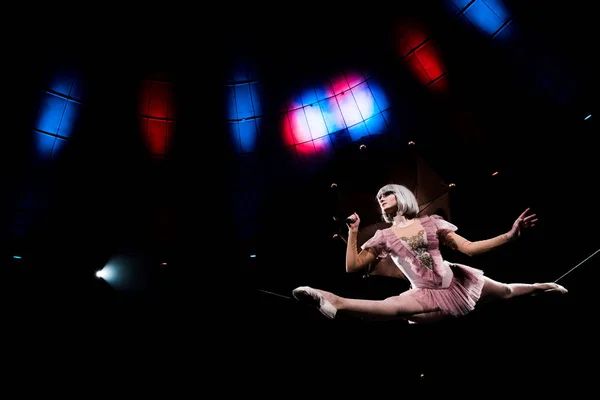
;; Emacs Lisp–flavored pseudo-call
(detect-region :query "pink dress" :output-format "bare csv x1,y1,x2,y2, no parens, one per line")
361,215,485,319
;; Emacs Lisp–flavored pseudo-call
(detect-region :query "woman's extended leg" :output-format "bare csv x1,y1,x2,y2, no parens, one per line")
293,286,440,321
479,276,567,303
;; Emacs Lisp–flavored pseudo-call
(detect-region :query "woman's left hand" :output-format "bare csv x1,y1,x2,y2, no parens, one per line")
507,208,538,241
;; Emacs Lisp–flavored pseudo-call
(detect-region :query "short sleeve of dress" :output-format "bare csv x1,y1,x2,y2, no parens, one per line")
430,214,458,236
360,229,389,258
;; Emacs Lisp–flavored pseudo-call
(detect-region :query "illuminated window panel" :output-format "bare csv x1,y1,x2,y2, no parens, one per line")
319,97,346,135
395,21,448,92
296,141,318,162
445,2,577,106
428,74,450,93
137,79,176,160
228,118,261,154
137,117,175,161
404,43,447,91
337,90,363,127
314,80,335,101
444,0,513,39
368,80,391,114
304,104,328,140
225,64,263,155
347,121,370,142
33,73,84,162
10,69,84,242
34,131,68,161
364,113,389,136
396,22,428,58
280,71,390,160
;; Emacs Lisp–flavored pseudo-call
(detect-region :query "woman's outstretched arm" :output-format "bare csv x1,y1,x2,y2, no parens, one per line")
442,208,538,257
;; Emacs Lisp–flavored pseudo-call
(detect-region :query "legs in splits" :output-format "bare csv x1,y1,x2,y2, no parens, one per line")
293,278,568,322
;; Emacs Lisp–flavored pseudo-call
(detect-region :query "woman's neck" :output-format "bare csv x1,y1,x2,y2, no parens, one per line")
392,214,415,228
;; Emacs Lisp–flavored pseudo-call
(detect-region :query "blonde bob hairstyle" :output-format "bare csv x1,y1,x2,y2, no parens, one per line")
376,184,419,223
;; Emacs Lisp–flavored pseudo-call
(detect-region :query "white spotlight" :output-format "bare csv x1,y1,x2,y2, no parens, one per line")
95,266,115,281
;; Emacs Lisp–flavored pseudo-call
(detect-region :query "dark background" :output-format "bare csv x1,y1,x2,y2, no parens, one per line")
2,1,597,394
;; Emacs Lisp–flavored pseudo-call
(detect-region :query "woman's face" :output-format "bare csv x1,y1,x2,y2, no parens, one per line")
378,191,397,213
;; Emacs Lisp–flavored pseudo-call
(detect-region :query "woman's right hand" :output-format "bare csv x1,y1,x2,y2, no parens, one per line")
347,212,360,232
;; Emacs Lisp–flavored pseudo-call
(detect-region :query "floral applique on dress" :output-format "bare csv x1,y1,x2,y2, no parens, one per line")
400,229,434,270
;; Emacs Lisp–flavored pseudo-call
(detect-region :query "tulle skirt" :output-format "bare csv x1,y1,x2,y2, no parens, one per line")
403,263,485,322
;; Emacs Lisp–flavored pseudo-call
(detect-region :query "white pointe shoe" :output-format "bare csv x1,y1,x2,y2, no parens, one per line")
292,286,337,319
544,283,568,294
